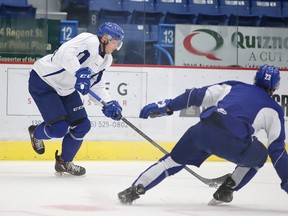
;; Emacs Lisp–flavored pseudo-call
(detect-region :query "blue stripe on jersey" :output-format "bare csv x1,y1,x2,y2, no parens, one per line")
91,69,104,87
77,50,90,64
43,68,65,77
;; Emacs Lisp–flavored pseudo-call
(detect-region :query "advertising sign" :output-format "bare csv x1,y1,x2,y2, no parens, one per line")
0,18,61,63
175,25,288,68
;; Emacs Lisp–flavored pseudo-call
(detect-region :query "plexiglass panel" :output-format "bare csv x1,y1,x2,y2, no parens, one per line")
0,0,286,68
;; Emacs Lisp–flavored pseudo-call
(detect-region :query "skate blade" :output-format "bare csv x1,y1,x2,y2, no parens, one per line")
54,171,66,176
208,198,224,206
54,171,86,177
118,197,133,205
33,148,45,155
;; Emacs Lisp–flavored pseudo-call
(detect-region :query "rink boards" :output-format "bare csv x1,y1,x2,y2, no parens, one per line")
1,140,287,161
0,141,227,161
1,64,288,161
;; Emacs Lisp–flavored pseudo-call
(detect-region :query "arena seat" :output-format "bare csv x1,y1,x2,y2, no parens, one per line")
219,0,258,26
0,3,36,18
122,0,163,25
155,0,188,14
164,12,195,24
219,0,251,16
282,1,288,26
122,0,155,12
155,0,195,24
89,0,130,26
89,0,123,11
61,0,89,27
228,14,259,26
283,1,288,17
188,0,228,25
250,0,285,27
61,0,88,11
97,9,131,24
250,0,282,17
0,0,28,6
130,10,163,24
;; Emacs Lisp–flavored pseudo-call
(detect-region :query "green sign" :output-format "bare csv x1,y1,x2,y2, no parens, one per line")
0,18,60,63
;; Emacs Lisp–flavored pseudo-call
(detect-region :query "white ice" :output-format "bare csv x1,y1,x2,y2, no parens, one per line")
0,161,287,216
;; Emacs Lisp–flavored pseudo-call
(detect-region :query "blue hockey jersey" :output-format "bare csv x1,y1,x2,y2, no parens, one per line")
169,80,288,183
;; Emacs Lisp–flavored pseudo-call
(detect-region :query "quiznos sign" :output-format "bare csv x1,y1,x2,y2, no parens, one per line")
175,25,288,68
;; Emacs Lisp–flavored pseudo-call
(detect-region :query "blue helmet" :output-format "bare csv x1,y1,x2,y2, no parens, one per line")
98,22,124,41
254,64,280,91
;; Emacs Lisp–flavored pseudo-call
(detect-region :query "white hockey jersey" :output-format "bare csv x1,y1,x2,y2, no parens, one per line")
32,32,112,103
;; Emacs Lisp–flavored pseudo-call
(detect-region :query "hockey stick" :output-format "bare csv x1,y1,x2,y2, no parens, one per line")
89,90,230,187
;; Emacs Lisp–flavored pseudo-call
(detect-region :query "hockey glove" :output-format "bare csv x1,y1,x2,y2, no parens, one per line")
75,67,92,95
139,99,173,119
102,100,122,121
281,181,288,193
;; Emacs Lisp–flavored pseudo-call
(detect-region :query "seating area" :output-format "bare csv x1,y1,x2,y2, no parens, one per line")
0,0,286,34
0,0,286,65
0,0,36,18
82,0,288,64
79,0,288,27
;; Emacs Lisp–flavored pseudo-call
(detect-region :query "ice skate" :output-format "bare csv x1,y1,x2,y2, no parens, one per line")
54,150,86,176
118,184,145,204
208,176,235,205
28,125,45,154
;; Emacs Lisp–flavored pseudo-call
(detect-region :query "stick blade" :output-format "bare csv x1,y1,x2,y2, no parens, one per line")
203,173,231,188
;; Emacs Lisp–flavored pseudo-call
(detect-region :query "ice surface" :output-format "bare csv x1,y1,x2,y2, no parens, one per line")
0,161,287,216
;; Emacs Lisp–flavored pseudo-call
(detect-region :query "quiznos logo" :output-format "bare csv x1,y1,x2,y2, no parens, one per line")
183,29,288,61
183,29,224,61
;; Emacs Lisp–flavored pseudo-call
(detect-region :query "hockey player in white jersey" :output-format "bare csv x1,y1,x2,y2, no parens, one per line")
28,22,124,176
118,64,288,204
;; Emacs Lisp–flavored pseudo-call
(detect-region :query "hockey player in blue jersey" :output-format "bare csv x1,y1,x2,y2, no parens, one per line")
118,64,288,205
28,22,124,176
